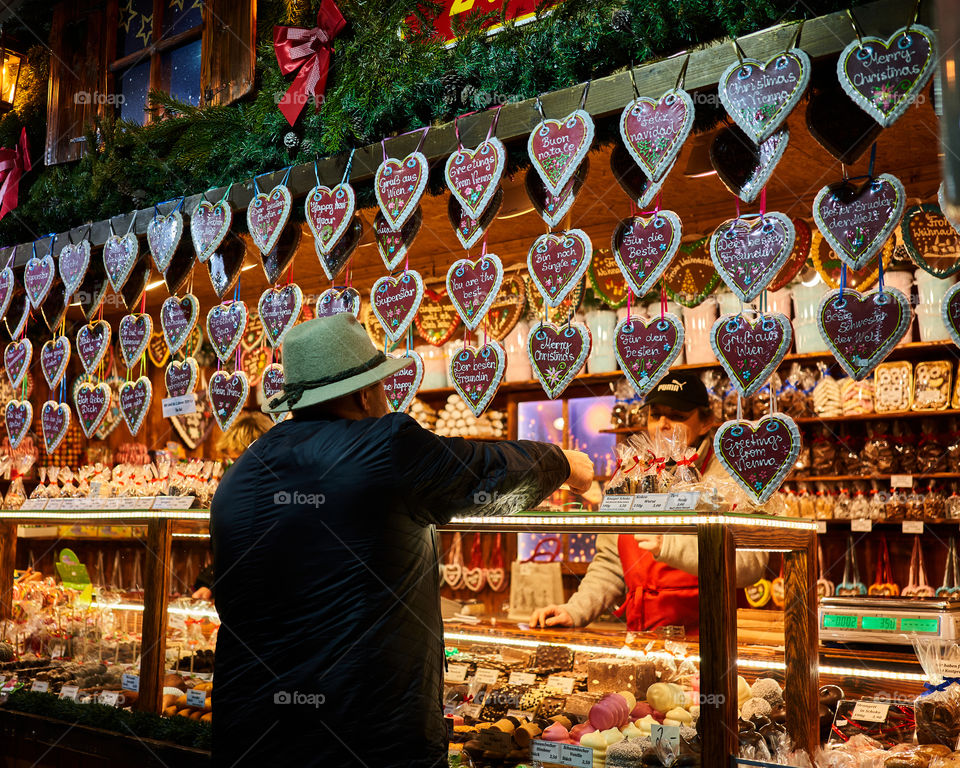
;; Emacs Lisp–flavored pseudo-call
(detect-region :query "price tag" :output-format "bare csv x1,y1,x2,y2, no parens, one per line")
851,519,872,532
508,671,536,686
479,728,514,752
116,497,145,510
559,743,594,768
445,664,468,683
461,703,481,719
162,394,197,418
903,521,924,534
599,494,633,512
817,521,828,534
186,689,207,708
152,495,195,510
938,660,960,677
633,493,668,512
443,703,455,716
852,701,891,723
532,740,562,762
44,498,65,510
547,675,575,694
59,685,79,701
20,498,47,510
474,667,499,685
121,674,140,692
890,474,914,489
507,709,534,720
665,491,701,511
30,680,49,693
99,691,120,707
651,723,681,751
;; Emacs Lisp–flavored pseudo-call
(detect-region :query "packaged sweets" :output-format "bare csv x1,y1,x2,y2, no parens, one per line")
912,639,960,747
913,361,953,411
892,421,918,474
924,485,946,521
840,377,875,415
778,364,806,419
811,426,838,475
874,361,913,412
813,373,842,417
863,424,896,475
918,419,948,474
837,428,862,474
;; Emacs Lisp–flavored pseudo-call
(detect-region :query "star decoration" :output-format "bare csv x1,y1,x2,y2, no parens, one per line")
169,0,184,10
119,0,136,33
136,13,154,47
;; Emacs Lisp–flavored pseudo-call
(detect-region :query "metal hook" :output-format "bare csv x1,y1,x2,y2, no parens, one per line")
674,54,690,91
788,20,804,51
628,63,639,99
732,39,746,65
534,95,545,120
846,8,865,46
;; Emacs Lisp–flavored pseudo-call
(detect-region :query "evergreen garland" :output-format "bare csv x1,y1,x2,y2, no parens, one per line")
0,0,869,246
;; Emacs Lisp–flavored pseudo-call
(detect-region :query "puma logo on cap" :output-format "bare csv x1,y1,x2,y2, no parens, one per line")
656,378,687,393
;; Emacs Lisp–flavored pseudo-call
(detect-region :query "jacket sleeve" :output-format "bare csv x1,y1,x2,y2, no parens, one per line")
657,535,769,587
559,533,626,626
389,413,570,526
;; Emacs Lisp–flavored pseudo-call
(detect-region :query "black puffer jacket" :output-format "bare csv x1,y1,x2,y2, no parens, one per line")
210,412,568,768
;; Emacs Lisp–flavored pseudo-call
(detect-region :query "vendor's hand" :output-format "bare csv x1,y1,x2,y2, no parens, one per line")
562,450,594,494
634,534,663,558
529,604,574,628
192,587,213,601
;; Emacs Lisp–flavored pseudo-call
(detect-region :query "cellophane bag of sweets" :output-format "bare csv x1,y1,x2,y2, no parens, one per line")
911,638,960,747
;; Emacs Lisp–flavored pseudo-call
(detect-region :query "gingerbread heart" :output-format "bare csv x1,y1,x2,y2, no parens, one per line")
375,207,422,272
207,234,246,299
838,24,936,127
484,273,527,341
710,213,796,302
24,252,55,308
527,109,594,196
58,239,91,297
813,175,905,271
4,339,31,389
528,321,592,399
147,210,184,272
446,254,504,331
383,351,424,413
40,336,71,388
526,159,590,229
714,414,802,505
711,312,792,398
4,283,28,341
209,370,249,431
148,332,170,367
462,566,485,592
442,563,463,590
371,271,424,342
902,204,960,278
414,288,461,347
118,313,153,370
375,152,429,230
259,221,301,284
76,320,111,374
4,399,31,449
610,145,664,207
445,137,506,220
450,341,506,417
612,211,683,298
806,80,883,164
118,376,151,435
587,248,628,308
449,188,503,250
941,282,960,352
247,184,292,255
76,256,110,320
190,199,232,263
305,182,355,256
818,287,912,380
120,252,152,310
260,363,286,423
40,400,70,454
316,287,361,319
242,346,272,388
485,568,506,592
103,233,140,292
619,88,694,181
161,294,200,355
206,301,248,363
259,285,302,347
0,267,13,324
939,182,960,235
811,228,893,291
769,218,812,291
711,126,789,204
719,50,811,143
527,230,593,308
165,357,199,398
39,275,68,333
614,314,684,399
318,217,362,282
74,380,111,438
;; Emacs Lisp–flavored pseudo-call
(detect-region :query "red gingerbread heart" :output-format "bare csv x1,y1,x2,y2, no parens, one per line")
165,357,199,399
209,370,249,431
445,138,506,220
527,321,592,399
75,380,111,438
247,184,292,255
614,314,685,399
191,199,232,263
383,351,424,414
316,287,361,319
118,313,153,370
119,376,152,435
305,182,355,256
259,284,302,347
527,109,594,196
40,336,70,388
527,230,593,308
147,210,184,272
4,338,31,389
161,294,200,355
58,239,91,297
371,271,424,343
710,312,792,398
41,400,70,454
612,211,683,298
76,320,111,374
446,254,504,332
4,399,32,449
714,414,802,505
103,233,140,292
206,301,248,363
619,89,694,182
24,253,55,308
449,342,506,417
375,152,428,230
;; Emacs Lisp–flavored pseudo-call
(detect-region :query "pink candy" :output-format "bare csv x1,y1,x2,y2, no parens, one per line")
542,722,570,742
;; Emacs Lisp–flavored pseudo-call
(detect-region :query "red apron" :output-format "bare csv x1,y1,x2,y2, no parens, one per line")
614,534,700,631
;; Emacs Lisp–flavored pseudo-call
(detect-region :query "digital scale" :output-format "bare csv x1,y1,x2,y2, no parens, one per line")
819,596,960,644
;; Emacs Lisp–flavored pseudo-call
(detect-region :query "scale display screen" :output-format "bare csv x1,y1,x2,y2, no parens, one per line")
822,614,942,634
822,614,858,630
901,617,939,633
861,616,897,632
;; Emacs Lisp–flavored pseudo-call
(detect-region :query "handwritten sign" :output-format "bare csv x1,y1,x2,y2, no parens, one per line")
474,668,499,685
186,689,207,708
445,664,468,683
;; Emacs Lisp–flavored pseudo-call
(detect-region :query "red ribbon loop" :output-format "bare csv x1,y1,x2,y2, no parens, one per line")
0,128,30,221
273,0,346,126
676,452,699,468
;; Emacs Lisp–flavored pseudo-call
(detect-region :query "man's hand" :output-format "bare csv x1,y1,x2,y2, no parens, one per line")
529,604,574,628
562,450,594,494
192,587,213,601
634,534,663,558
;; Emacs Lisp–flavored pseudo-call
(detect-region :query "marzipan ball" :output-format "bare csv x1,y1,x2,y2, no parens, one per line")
741,697,773,720
750,678,784,709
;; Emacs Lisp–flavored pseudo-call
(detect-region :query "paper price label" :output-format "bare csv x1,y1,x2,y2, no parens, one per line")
443,703,455,716
99,691,120,706
461,703,481,719
186,689,207,708
938,660,960,677
20,498,47,510
651,723,681,751
903,521,924,534
508,671,536,686
547,675,575,694
507,709,534,720
633,493,668,511
162,394,197,418
851,519,872,532
479,728,514,752
151,495,196,510
474,667,499,685
445,664,468,683
890,474,914,489
121,674,140,692
532,740,562,762
852,701,890,723
59,685,79,701
817,521,828,534
599,494,633,512
559,743,594,768
665,491,701,511
30,680,49,693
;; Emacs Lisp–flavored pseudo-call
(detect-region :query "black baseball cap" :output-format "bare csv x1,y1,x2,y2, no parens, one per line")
643,371,710,412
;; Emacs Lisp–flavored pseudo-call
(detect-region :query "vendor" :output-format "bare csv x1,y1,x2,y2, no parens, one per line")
530,371,768,631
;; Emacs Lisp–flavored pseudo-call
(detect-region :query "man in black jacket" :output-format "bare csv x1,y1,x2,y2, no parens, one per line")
210,313,592,767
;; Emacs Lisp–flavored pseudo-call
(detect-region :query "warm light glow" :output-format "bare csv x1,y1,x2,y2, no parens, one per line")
447,513,818,530
947,60,956,87
552,417,564,430
0,51,21,106
0,509,210,521
146,280,165,291
107,601,219,620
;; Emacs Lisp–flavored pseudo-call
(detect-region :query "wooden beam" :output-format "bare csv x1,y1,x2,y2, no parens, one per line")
5,0,927,265
137,518,172,714
0,521,15,621
783,533,820,757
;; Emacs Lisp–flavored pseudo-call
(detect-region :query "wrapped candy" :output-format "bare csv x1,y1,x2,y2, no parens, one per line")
912,639,960,747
